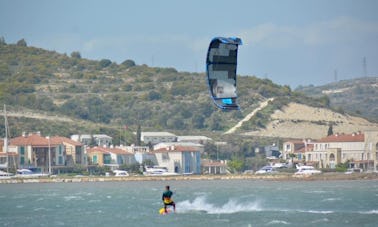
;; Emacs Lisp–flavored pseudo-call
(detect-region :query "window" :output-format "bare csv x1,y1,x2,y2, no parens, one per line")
93,155,98,164
58,156,63,165
162,153,169,161
20,146,25,155
104,154,111,164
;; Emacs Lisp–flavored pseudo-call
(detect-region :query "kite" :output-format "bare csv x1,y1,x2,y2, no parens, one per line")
206,37,242,110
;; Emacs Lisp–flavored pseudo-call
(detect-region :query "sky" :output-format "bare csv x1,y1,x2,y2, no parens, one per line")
1,0,378,88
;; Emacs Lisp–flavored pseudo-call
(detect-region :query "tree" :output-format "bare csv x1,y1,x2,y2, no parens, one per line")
228,155,245,173
121,59,136,68
71,51,81,59
0,36,6,45
98,59,112,68
136,124,141,146
16,38,27,47
288,153,297,167
327,124,333,136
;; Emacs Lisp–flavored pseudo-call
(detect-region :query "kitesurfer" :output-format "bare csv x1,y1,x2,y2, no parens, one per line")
162,185,176,213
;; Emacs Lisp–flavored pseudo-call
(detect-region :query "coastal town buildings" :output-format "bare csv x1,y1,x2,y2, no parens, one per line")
282,130,378,171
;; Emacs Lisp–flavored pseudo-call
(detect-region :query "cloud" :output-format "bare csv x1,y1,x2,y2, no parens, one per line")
239,17,378,48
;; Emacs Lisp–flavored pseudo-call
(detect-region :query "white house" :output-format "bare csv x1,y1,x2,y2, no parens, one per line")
71,134,113,147
177,136,212,144
152,145,201,174
119,145,156,164
141,132,176,145
154,142,204,153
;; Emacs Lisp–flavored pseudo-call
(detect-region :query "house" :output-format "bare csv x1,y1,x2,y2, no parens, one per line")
282,140,312,164
51,136,85,166
177,136,212,144
141,132,176,145
87,147,136,170
0,138,18,169
9,132,65,173
71,134,113,147
120,145,156,164
152,145,201,174
154,142,204,153
201,159,228,174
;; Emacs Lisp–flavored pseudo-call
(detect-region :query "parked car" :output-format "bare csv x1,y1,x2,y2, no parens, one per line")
113,170,129,177
294,165,321,175
255,166,277,174
344,168,362,174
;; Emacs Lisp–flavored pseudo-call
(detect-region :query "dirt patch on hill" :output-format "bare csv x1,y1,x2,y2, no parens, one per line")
244,102,378,139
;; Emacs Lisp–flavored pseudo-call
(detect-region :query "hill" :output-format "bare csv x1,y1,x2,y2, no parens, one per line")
295,77,378,122
243,102,377,139
0,40,377,144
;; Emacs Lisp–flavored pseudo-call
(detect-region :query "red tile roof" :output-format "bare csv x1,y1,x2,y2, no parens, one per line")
317,133,364,143
51,136,83,146
87,147,133,155
10,133,60,147
201,160,227,167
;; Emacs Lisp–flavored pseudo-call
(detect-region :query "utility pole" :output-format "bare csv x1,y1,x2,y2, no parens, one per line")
363,57,367,77
46,136,51,175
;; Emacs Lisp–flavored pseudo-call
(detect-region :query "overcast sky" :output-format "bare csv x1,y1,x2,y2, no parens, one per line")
1,0,377,88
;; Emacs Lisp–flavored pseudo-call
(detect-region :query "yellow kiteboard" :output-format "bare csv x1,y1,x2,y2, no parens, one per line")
159,207,172,215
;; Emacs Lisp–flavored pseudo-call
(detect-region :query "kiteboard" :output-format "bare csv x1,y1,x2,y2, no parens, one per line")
159,207,172,215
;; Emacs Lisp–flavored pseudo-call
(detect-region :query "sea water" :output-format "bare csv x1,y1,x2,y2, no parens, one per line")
0,179,377,227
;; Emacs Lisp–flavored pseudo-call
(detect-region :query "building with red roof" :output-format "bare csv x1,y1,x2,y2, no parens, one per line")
87,146,136,169
8,132,65,173
152,144,201,174
51,136,85,166
285,131,378,170
282,139,314,165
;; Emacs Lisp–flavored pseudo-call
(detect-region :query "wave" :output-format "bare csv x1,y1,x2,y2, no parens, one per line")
176,195,261,214
266,220,290,225
359,210,378,214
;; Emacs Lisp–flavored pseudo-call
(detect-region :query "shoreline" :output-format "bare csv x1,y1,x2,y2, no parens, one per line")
1,172,377,184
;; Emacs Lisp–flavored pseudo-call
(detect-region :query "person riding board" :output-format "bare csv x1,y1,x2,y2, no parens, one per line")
162,185,175,213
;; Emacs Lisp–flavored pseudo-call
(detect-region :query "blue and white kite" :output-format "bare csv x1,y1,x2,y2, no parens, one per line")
206,37,242,110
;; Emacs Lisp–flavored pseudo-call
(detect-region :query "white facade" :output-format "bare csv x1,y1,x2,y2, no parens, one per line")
304,131,378,170
141,132,176,145
154,142,204,153
71,134,112,147
153,146,201,174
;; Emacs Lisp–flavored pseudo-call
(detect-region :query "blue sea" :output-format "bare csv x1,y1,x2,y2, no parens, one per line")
0,179,377,227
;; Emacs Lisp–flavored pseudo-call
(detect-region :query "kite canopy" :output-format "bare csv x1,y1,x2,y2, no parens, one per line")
206,37,242,110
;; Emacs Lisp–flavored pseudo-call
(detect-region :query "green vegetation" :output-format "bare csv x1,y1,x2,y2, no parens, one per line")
0,40,360,143
296,77,378,122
